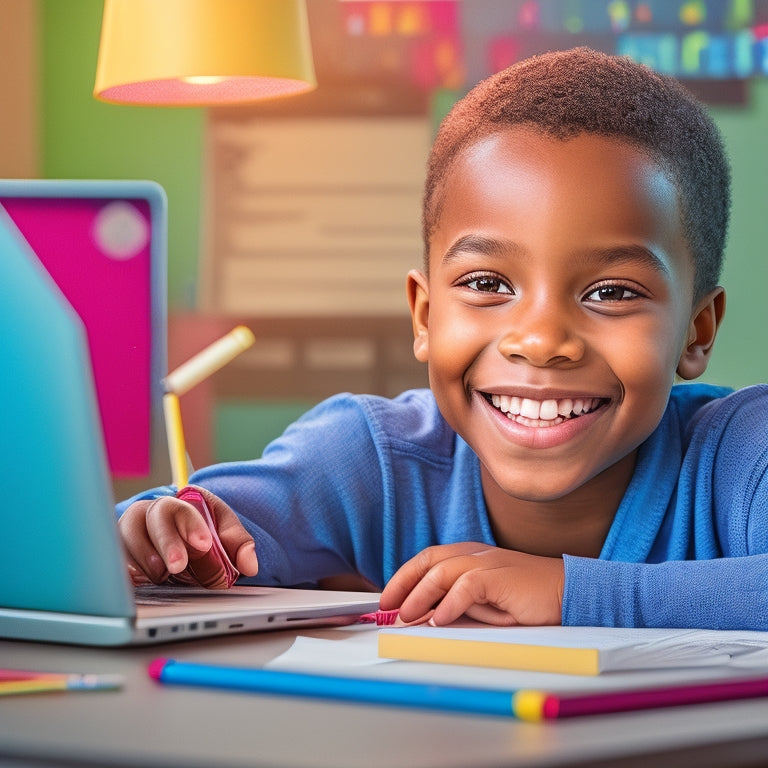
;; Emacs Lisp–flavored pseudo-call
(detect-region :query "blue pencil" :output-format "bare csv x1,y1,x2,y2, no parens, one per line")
148,659,768,720
148,658,517,717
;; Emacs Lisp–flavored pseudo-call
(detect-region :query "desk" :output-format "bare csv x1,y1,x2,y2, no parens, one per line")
1,630,768,768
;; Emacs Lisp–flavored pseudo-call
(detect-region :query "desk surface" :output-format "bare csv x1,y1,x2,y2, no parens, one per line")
2,629,768,768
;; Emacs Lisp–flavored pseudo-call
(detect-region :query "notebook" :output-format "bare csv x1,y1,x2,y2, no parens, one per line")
0,188,379,647
378,624,768,676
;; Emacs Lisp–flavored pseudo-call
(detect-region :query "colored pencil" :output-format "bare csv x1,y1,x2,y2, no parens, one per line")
0,671,123,696
162,391,189,488
148,658,768,720
531,674,768,720
149,658,517,717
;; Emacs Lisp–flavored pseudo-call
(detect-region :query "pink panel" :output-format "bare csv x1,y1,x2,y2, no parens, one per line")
3,197,152,477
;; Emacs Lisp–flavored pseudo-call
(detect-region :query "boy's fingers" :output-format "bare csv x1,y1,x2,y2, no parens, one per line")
118,501,171,584
119,489,257,588
192,488,259,577
380,542,488,610
145,496,213,575
233,540,259,577
395,555,479,621
429,557,565,627
125,559,154,586
429,569,517,627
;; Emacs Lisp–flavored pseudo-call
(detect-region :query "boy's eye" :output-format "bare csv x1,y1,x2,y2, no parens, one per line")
462,274,514,294
584,283,641,303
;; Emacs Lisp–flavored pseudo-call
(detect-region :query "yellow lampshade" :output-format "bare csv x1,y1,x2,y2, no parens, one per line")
93,0,316,106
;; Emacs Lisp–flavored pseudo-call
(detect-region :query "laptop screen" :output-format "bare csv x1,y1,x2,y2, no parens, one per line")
0,180,167,486
0,198,136,617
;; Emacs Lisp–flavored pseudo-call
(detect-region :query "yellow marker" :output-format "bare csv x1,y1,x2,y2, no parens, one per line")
162,326,255,487
163,392,189,488
163,325,255,396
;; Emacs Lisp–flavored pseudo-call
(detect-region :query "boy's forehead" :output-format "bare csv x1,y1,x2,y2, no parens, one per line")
436,127,679,231
468,128,673,208
459,125,666,180
428,126,694,287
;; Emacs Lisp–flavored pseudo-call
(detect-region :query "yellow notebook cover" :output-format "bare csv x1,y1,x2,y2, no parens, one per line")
378,625,768,676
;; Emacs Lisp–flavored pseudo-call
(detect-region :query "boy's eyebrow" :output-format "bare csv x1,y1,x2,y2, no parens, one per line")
441,235,525,263
588,244,672,278
441,235,672,278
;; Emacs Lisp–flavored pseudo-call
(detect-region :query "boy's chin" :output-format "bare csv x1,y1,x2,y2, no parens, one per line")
481,464,591,505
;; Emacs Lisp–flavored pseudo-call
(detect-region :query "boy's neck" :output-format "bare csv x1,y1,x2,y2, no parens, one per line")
480,451,637,559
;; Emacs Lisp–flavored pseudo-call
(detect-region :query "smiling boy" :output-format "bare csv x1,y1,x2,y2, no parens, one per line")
118,48,768,630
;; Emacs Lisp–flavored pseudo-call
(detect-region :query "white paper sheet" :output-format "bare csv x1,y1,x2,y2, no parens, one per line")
265,626,763,693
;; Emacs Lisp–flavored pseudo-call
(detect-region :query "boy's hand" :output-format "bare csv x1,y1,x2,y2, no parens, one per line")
379,543,564,626
118,487,259,588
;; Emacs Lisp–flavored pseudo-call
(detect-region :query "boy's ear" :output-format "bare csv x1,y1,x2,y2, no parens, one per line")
406,269,430,363
676,287,726,380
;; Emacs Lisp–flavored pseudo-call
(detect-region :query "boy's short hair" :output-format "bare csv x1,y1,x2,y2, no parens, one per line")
423,47,730,300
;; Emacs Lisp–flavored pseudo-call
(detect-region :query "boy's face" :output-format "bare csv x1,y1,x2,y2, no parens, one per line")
409,127,707,504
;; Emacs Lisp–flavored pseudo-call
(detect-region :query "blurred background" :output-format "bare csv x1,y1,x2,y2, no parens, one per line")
2,0,766,490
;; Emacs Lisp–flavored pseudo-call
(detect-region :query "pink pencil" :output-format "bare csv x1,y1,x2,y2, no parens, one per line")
535,674,768,719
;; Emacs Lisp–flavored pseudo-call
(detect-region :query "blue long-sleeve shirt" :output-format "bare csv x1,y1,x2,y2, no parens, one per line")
118,382,768,630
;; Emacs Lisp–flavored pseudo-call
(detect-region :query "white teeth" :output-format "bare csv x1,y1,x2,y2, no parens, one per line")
539,399,559,420
488,394,603,422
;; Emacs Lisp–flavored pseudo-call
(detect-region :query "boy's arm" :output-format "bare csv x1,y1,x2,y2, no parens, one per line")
117,393,388,589
381,545,768,630
574,387,768,631
562,554,768,630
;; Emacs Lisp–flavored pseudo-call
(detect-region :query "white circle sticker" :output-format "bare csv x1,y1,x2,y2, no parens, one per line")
92,201,150,260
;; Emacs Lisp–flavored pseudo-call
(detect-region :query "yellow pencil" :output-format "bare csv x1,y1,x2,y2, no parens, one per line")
163,391,189,488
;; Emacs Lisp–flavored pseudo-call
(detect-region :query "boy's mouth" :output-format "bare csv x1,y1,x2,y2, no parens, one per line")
483,393,609,427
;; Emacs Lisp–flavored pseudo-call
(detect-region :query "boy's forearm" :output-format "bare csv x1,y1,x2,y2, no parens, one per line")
562,554,768,630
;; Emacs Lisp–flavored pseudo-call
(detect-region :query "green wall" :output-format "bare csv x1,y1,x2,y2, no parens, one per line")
40,0,204,311
705,79,768,388
215,401,315,462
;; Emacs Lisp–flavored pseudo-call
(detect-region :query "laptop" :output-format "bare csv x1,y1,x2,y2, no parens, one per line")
0,188,379,647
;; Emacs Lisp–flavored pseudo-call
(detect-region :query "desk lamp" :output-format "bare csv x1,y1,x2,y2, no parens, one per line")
93,0,316,106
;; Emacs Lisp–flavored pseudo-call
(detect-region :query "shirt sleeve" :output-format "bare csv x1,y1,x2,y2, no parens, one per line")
563,385,768,630
562,553,768,630
115,485,177,515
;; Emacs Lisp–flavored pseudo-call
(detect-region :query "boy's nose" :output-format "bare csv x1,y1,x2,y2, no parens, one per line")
496,304,585,367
